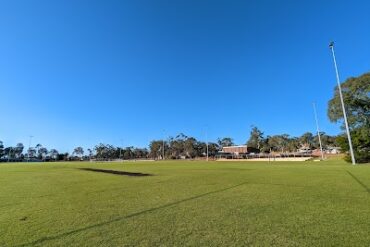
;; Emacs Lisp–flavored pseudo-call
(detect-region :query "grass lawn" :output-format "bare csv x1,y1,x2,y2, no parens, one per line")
1,159,369,246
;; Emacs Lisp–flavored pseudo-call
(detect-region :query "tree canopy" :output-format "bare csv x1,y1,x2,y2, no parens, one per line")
328,72,370,163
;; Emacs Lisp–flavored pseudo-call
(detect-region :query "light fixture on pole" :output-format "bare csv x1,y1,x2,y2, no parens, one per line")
312,102,324,160
329,41,356,165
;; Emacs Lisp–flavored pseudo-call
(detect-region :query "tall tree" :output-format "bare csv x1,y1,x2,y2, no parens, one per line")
217,137,234,148
149,140,167,159
87,148,93,159
38,147,48,160
27,147,36,159
246,126,264,150
35,144,42,159
73,147,84,159
14,143,24,159
49,149,59,160
207,142,220,157
4,147,14,160
328,72,370,163
299,132,315,148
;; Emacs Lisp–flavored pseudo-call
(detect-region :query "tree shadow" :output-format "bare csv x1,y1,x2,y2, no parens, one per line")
346,171,370,194
15,181,249,247
78,168,152,177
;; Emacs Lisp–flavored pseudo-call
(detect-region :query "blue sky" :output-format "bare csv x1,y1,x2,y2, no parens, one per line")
1,0,370,152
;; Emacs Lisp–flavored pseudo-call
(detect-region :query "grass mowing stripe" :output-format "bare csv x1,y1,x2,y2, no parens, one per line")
15,181,249,246
1,160,370,246
346,171,370,193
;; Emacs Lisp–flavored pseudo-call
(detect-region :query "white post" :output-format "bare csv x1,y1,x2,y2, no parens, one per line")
313,102,324,160
329,42,356,165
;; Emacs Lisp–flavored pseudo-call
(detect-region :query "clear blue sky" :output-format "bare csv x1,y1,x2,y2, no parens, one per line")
1,0,370,152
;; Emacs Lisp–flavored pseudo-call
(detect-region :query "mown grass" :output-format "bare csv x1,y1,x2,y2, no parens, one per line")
0,159,369,246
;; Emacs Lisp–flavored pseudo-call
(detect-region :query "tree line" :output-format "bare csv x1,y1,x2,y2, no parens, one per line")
0,129,341,162
0,72,368,163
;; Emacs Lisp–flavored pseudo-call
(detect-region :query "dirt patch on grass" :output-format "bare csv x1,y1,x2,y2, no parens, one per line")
78,168,152,177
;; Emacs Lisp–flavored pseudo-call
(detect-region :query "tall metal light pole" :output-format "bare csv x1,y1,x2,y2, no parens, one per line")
27,135,33,162
312,102,324,160
329,42,356,165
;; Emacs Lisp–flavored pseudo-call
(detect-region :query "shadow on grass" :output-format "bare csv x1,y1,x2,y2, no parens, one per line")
346,171,370,194
78,168,152,177
15,181,249,247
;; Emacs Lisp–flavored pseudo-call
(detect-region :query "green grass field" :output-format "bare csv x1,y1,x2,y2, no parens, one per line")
1,159,369,246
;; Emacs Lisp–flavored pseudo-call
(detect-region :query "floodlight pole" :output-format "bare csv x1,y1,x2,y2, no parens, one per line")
329,42,356,165
312,102,324,160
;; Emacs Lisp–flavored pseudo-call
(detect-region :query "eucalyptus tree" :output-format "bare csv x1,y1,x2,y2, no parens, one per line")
217,137,234,148
49,149,59,161
87,149,93,160
38,147,48,161
35,144,42,159
4,147,14,161
299,132,315,148
73,147,84,159
328,72,370,162
149,140,166,159
14,143,24,159
246,126,264,150
27,147,36,159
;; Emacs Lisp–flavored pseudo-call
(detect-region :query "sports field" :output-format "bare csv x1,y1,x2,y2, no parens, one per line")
1,159,369,246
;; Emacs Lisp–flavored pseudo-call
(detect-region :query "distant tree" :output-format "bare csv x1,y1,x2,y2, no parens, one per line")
73,147,84,159
27,147,36,159
313,132,336,149
328,72,370,163
207,142,220,157
168,136,184,158
14,143,24,159
38,147,48,161
4,147,14,161
123,147,134,160
94,143,107,160
149,140,167,159
57,152,69,161
286,136,299,152
49,149,59,161
35,144,42,159
267,134,293,153
217,137,234,148
133,148,148,159
87,148,93,160
94,144,116,160
299,132,315,148
246,126,264,150
106,145,116,159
